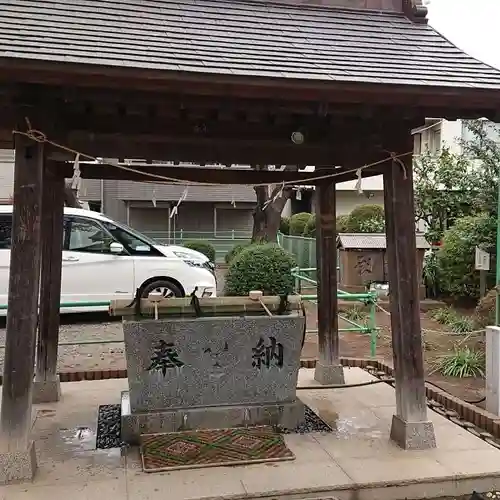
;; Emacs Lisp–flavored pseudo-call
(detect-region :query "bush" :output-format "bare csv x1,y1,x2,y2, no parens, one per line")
435,346,485,378
448,315,474,334
224,243,296,296
280,217,290,235
183,240,216,262
437,214,496,298
345,204,385,233
423,249,441,298
289,212,312,236
302,215,316,238
302,214,349,238
430,307,456,325
336,215,349,233
341,306,367,322
475,289,496,327
224,242,252,264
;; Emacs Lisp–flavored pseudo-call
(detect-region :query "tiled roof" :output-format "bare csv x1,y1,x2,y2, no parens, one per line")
337,233,430,250
1,0,500,89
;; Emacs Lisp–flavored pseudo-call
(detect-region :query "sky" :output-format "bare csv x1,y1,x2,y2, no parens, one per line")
427,0,500,70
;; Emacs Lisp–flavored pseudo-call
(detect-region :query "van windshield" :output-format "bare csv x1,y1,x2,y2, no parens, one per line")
101,219,160,247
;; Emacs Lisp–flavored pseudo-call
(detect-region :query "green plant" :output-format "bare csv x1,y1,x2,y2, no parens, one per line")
224,243,296,296
437,213,496,298
302,215,316,238
279,217,290,235
429,307,456,324
423,249,441,298
182,240,216,262
448,315,474,334
341,306,367,322
289,212,313,236
345,205,385,233
336,215,349,233
224,242,252,264
475,288,496,328
435,346,485,378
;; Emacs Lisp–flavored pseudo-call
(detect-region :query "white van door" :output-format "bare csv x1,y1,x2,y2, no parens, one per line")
61,215,135,306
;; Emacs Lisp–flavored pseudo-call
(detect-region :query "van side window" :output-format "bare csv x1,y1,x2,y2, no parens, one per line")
66,217,116,254
0,215,12,249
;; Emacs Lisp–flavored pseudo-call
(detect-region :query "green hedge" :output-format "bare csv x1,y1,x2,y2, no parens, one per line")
224,243,296,296
224,242,252,264
289,212,312,236
182,240,216,262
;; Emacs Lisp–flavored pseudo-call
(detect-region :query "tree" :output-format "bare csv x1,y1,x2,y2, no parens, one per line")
413,147,476,244
345,204,385,233
64,184,81,208
251,165,294,242
460,119,500,217
437,213,496,298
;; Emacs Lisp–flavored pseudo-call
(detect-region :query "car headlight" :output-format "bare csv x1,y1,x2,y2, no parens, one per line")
185,260,205,268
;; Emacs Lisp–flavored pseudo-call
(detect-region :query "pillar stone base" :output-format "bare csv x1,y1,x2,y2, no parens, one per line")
33,376,61,404
0,441,37,484
390,414,436,450
314,362,345,385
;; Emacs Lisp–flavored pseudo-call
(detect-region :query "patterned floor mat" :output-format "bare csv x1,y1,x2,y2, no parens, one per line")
140,426,295,472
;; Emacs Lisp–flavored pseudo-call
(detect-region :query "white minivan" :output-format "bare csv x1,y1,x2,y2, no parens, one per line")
0,206,217,316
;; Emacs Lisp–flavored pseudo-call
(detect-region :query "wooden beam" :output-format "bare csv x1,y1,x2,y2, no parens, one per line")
314,179,345,384
34,162,65,403
384,151,436,449
1,61,499,119
53,161,356,184
49,145,393,180
0,135,43,452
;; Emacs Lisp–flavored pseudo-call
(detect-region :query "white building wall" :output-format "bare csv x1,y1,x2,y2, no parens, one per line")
440,120,463,154
0,150,14,202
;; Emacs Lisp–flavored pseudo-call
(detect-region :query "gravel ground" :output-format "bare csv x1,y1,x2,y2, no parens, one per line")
0,315,126,373
96,404,332,449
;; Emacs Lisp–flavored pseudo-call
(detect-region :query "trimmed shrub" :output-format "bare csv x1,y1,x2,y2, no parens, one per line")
182,240,216,262
289,212,313,236
345,204,385,233
437,214,496,298
336,215,349,233
224,242,252,265
301,214,351,238
224,243,296,296
280,216,290,235
302,215,316,238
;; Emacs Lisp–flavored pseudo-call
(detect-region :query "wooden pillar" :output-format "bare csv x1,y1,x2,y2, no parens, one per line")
314,179,345,384
0,135,43,482
33,161,64,403
384,155,436,450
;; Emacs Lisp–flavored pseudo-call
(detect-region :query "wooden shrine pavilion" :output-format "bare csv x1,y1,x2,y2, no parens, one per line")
1,0,500,482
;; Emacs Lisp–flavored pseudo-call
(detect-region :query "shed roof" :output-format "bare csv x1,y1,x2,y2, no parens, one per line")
337,233,430,250
1,0,500,89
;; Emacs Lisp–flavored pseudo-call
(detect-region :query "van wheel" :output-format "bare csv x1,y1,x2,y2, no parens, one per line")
140,280,183,299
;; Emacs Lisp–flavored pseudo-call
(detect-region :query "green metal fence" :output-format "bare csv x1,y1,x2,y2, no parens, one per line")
143,230,251,263
277,232,316,271
277,232,341,282
292,266,379,357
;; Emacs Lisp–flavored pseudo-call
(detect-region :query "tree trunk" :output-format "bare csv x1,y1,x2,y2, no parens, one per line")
63,184,80,208
252,184,292,242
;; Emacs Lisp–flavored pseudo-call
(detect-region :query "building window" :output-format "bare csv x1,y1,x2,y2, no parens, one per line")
414,133,422,155
429,127,442,154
